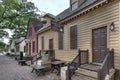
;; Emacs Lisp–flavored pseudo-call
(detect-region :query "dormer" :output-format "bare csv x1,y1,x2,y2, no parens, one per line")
42,13,55,25
70,0,85,11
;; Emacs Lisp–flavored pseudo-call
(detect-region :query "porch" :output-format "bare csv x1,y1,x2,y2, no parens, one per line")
67,49,114,80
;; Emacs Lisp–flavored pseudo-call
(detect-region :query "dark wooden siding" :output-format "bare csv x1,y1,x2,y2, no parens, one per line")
70,25,77,49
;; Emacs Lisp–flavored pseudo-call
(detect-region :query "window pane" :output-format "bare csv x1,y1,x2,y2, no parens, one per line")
71,0,78,4
72,2,78,11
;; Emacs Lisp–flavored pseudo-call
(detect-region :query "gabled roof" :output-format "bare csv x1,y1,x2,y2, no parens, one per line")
44,13,55,19
55,0,97,22
29,18,43,32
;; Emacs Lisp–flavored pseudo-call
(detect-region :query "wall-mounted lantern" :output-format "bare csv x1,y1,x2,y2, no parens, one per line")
110,22,115,31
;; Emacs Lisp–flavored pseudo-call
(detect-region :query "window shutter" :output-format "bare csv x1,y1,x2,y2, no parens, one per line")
58,32,63,49
70,25,77,49
41,36,44,50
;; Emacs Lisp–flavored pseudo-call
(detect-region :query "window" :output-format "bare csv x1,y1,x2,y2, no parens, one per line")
41,36,44,50
58,32,63,49
70,0,78,11
16,46,19,52
32,41,35,52
26,43,28,52
71,0,78,4
70,25,77,49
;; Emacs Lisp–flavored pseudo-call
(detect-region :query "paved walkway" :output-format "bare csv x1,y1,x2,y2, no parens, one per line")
0,55,60,80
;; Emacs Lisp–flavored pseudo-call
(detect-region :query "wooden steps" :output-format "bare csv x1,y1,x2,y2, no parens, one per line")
71,64,115,80
72,64,100,80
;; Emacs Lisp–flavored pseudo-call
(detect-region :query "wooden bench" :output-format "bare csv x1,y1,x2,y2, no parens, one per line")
31,65,45,76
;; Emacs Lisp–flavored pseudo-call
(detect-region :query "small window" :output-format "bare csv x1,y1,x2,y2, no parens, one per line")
32,41,35,53
26,43,28,52
71,0,78,4
70,25,77,49
16,46,19,52
41,36,44,50
70,0,78,11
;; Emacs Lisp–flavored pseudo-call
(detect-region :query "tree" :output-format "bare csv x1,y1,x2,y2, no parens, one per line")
0,41,8,51
0,0,43,39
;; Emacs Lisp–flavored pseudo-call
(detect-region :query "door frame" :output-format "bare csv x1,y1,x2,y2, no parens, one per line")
92,26,108,63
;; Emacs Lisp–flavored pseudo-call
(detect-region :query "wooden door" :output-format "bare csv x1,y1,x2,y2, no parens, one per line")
49,39,54,50
92,27,107,63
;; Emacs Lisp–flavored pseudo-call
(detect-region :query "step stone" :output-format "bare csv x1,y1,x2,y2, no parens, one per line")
72,73,97,80
75,68,98,79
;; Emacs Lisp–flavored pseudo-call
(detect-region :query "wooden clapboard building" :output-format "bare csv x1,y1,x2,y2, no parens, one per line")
25,18,43,56
37,0,120,80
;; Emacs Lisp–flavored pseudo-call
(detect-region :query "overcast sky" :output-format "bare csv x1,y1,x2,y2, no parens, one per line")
27,0,69,15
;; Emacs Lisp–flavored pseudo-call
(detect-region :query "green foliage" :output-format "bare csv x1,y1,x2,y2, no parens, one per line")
0,41,8,51
0,0,42,39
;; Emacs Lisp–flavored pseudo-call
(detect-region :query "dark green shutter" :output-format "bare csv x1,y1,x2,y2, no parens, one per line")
58,32,63,49
41,36,44,50
70,25,77,49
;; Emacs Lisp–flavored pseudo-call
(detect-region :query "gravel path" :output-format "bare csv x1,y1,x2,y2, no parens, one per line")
0,55,60,80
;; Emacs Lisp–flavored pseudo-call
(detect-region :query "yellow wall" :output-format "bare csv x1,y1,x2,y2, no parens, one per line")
38,29,58,51
55,1,120,69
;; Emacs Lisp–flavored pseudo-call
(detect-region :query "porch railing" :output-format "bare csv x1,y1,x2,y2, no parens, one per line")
40,50,55,61
67,49,89,80
31,51,42,64
98,49,114,80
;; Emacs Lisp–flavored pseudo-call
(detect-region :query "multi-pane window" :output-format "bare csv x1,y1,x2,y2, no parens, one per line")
70,25,77,49
32,41,35,52
58,32,63,50
71,0,78,11
41,36,44,50
16,46,19,52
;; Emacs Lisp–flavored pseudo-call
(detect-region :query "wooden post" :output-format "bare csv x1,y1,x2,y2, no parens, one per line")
67,63,70,80
87,49,89,64
78,49,81,66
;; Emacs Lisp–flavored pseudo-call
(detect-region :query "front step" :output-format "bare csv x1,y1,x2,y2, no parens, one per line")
72,64,100,80
72,73,97,80
71,64,115,80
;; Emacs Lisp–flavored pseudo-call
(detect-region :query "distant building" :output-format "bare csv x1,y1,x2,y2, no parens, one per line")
14,37,26,56
25,18,43,56
9,39,16,55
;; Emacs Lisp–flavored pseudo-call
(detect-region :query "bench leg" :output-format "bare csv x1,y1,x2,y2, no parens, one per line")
37,70,44,76
31,68,35,73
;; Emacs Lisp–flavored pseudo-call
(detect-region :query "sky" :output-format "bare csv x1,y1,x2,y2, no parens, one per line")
27,0,69,16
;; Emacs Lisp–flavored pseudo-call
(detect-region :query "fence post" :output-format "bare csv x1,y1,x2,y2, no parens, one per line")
67,63,70,80
87,49,89,64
